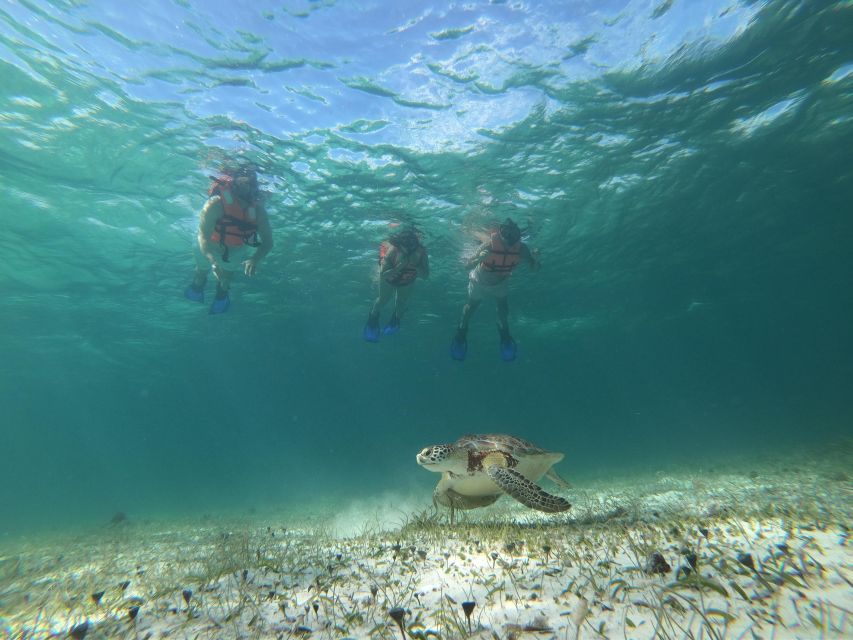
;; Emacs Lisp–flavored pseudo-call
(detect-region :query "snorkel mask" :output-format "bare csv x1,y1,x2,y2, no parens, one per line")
232,170,259,201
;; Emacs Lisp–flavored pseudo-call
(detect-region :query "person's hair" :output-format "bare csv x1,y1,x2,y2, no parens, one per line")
389,227,420,252
499,218,521,244
233,167,257,182
218,163,259,185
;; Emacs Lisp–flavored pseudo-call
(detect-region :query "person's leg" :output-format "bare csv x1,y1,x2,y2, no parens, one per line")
208,246,243,314
496,296,510,335
186,245,211,302
451,272,484,360
459,296,481,332
365,277,392,341
496,295,517,361
191,268,207,289
211,244,249,298
451,293,478,344
392,284,414,320
207,268,233,314
382,284,412,335
214,269,234,299
450,295,477,360
370,279,394,320
459,271,485,332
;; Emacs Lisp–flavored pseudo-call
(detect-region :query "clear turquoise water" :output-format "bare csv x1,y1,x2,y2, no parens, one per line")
1,0,851,533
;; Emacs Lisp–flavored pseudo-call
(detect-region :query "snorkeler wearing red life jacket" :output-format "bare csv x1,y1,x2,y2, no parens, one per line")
450,217,540,362
363,227,430,342
379,234,424,286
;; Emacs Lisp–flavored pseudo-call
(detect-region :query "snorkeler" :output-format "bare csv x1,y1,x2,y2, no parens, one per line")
184,166,273,314
363,226,430,342
450,218,540,361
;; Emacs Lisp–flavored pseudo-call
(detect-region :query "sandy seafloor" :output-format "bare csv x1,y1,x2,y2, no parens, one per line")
1,449,850,640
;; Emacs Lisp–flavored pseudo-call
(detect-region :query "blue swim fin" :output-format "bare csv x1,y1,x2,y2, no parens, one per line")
499,337,517,362
363,314,380,342
209,293,230,314
498,326,517,362
382,314,401,336
450,327,467,361
184,285,204,303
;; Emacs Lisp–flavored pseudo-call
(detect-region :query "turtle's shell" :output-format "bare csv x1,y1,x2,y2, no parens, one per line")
438,433,563,496
454,433,554,457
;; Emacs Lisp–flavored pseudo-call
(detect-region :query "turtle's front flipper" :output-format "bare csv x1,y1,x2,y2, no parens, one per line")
487,466,571,513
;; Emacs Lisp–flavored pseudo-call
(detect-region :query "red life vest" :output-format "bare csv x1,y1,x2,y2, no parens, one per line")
481,232,521,275
208,177,259,248
379,241,421,286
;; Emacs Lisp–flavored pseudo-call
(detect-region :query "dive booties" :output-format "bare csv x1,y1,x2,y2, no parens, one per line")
363,313,380,342
498,325,517,362
184,284,204,303
382,313,401,336
450,326,468,361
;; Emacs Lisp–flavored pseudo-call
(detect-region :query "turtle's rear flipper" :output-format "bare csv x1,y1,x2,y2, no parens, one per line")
545,468,572,489
487,466,571,513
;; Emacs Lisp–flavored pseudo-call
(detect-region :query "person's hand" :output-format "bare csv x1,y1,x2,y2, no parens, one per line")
206,253,222,277
243,257,259,276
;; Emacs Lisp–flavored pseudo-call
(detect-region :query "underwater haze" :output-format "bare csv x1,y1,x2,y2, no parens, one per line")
1,0,851,534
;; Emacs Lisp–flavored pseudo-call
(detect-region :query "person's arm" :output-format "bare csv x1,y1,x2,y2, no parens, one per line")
244,205,273,276
465,242,490,270
521,243,541,271
379,246,402,281
197,197,223,266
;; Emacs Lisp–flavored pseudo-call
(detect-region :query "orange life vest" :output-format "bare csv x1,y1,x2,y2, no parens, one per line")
208,177,260,248
379,241,420,286
481,232,521,275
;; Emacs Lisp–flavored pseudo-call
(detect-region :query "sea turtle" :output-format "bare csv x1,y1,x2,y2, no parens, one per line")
416,434,571,522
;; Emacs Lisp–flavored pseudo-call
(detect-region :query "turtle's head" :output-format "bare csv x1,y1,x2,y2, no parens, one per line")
416,444,464,472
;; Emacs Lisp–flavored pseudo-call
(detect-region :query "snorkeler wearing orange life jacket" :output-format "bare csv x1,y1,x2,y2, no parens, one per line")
363,226,430,342
479,230,523,276
209,176,262,253
184,167,273,314
450,217,540,362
